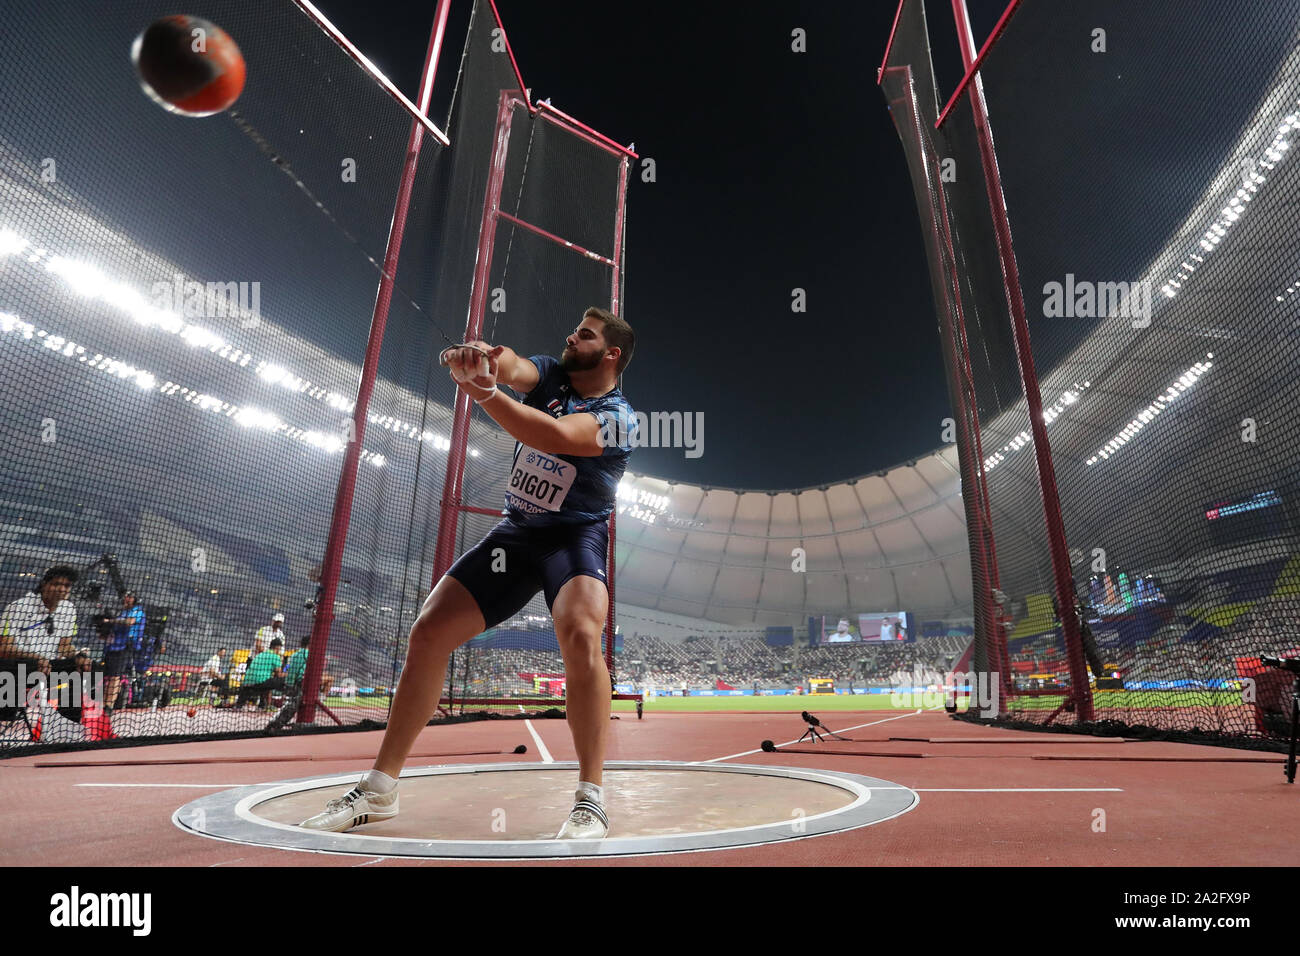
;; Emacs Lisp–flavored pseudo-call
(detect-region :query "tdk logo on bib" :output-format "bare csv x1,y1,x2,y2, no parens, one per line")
509,446,575,513
525,451,568,476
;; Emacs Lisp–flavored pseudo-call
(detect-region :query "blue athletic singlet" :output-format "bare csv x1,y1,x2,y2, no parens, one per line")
502,354,637,526
445,354,636,627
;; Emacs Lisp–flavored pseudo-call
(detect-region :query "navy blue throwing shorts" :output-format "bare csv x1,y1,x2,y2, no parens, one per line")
445,516,609,628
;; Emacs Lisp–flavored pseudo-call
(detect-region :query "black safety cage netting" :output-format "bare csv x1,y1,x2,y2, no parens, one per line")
881,0,1300,743
0,0,630,752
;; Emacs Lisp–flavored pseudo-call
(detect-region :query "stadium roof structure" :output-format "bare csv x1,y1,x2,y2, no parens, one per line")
611,3,1300,632
5,0,1295,644
611,450,972,627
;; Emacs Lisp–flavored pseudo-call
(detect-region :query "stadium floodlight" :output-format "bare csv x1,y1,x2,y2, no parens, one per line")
0,228,28,256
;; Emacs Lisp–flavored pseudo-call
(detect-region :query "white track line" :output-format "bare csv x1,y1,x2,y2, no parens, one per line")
873,787,1124,793
77,783,254,789
523,719,554,763
692,709,925,764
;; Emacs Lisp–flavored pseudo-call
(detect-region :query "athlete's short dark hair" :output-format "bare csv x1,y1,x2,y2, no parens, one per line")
584,307,635,375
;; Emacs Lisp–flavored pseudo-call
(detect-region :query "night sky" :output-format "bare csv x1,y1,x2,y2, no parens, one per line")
314,0,1007,490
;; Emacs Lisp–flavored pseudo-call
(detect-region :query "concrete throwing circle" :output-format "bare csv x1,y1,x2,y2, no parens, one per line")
173,760,917,859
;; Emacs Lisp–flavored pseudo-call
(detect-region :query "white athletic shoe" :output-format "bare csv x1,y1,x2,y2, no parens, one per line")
299,783,398,832
556,797,608,840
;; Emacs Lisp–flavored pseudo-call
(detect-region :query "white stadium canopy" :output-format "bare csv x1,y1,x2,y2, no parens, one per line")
613,447,973,628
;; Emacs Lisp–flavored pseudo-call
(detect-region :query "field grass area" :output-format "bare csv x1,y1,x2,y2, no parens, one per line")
613,694,922,713
1005,691,1243,711
616,689,1245,715
172,689,1243,718
322,695,393,708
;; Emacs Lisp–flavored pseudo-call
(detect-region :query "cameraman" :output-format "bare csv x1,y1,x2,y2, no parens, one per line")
133,619,165,680
101,591,145,714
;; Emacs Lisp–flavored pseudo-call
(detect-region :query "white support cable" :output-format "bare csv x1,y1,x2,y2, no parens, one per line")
291,0,449,145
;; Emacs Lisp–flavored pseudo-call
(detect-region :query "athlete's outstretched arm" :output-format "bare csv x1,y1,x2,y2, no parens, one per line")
480,395,603,457
448,345,600,456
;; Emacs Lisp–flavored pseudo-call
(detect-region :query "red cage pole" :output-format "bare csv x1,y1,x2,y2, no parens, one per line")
536,102,638,159
298,0,455,724
605,154,630,679
950,0,1092,719
878,0,908,84
486,0,531,107
930,155,1011,707
431,89,523,583
612,155,629,314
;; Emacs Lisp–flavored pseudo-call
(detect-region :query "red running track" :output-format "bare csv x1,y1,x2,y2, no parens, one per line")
2,709,1295,867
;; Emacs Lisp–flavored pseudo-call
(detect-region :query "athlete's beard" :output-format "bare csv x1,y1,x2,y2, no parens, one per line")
561,347,602,372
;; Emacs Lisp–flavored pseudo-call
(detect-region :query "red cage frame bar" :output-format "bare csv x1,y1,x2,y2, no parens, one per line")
301,0,637,724
878,54,1007,707
945,0,1093,719
935,0,1022,131
930,155,1014,703
430,4,637,714
297,0,455,724
486,0,531,107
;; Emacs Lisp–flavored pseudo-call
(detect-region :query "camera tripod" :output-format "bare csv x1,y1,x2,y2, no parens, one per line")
797,712,849,744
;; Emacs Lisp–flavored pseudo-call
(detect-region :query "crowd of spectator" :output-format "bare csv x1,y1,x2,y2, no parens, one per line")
1236,594,1300,657
443,631,975,697
616,631,970,690
459,647,567,696
1004,593,1300,690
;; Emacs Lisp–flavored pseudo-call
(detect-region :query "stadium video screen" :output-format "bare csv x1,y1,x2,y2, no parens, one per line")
1204,490,1286,547
819,612,912,644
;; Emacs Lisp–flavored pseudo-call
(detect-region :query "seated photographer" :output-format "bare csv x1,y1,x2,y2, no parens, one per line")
0,565,80,668
283,636,310,690
0,648,97,742
232,638,286,710
265,637,311,731
200,648,231,703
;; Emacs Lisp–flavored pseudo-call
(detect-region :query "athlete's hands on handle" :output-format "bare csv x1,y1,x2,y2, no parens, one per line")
442,341,605,455
439,340,489,374
443,341,504,399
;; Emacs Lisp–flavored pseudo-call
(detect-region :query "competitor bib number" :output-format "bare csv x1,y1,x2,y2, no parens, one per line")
506,446,574,514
